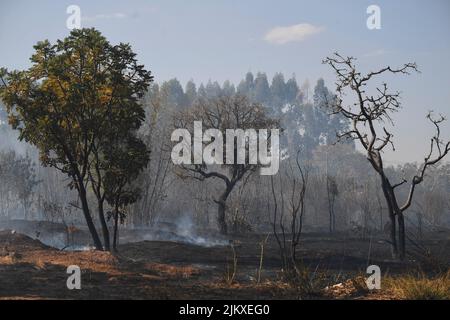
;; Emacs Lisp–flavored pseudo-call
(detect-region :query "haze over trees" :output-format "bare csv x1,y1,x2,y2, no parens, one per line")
0,29,449,262
173,95,279,234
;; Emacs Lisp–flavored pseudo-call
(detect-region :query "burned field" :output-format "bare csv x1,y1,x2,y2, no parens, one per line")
1,8,450,303
0,222,449,300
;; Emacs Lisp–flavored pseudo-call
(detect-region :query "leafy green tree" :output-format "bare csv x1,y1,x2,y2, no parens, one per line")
161,78,186,108
300,102,326,152
285,76,299,104
205,80,222,99
222,80,236,97
0,28,152,250
185,80,197,106
270,73,287,111
254,72,271,104
88,102,149,251
103,133,149,251
313,78,353,147
197,83,207,99
237,72,254,98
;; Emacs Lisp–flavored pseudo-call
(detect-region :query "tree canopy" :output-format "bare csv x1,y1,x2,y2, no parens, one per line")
0,28,152,250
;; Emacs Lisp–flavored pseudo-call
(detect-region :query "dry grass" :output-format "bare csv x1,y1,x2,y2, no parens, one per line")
17,249,122,274
222,244,238,285
384,271,450,300
324,271,450,300
323,276,371,299
278,264,333,299
145,262,200,279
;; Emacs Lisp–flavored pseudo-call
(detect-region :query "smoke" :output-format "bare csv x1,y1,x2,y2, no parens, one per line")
0,219,94,251
172,215,228,247
0,130,30,156
37,232,94,251
0,214,228,251
0,107,31,156
126,214,229,247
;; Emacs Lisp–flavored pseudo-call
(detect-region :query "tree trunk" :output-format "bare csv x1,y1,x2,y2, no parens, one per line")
77,179,103,250
328,209,333,233
417,211,422,240
397,212,406,260
217,186,232,235
326,180,334,233
98,201,110,251
112,208,119,252
380,175,398,259
388,210,398,259
218,200,227,235
332,202,336,232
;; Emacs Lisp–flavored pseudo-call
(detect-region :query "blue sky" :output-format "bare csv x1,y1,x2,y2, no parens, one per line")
1,0,450,163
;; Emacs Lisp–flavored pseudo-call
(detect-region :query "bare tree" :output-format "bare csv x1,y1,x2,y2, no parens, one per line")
174,95,279,234
326,174,338,233
323,53,450,260
131,85,174,226
268,151,308,271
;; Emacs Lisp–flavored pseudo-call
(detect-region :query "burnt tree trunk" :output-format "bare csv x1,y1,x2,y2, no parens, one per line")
217,201,227,235
381,175,399,259
98,201,110,251
112,207,119,252
76,177,103,250
217,186,233,235
326,180,333,233
397,212,406,260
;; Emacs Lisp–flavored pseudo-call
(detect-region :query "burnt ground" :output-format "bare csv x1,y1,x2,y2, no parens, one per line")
0,224,449,300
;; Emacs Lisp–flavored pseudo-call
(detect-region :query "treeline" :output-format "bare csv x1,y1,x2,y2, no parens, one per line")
150,73,353,155
1,70,449,237
0,29,449,253
1,66,449,236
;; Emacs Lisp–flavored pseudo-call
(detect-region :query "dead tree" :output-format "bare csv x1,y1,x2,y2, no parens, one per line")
326,175,338,233
323,53,450,260
269,151,308,271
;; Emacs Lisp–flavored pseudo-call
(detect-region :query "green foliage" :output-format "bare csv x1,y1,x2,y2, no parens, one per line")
0,28,152,248
0,28,152,180
204,80,222,99
185,80,197,106
160,78,186,108
254,72,271,105
103,134,150,211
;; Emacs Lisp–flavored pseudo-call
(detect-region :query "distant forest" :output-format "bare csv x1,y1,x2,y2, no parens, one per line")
1,68,449,245
151,72,354,155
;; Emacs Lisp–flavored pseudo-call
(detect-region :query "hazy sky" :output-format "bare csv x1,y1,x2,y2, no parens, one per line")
1,0,449,164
